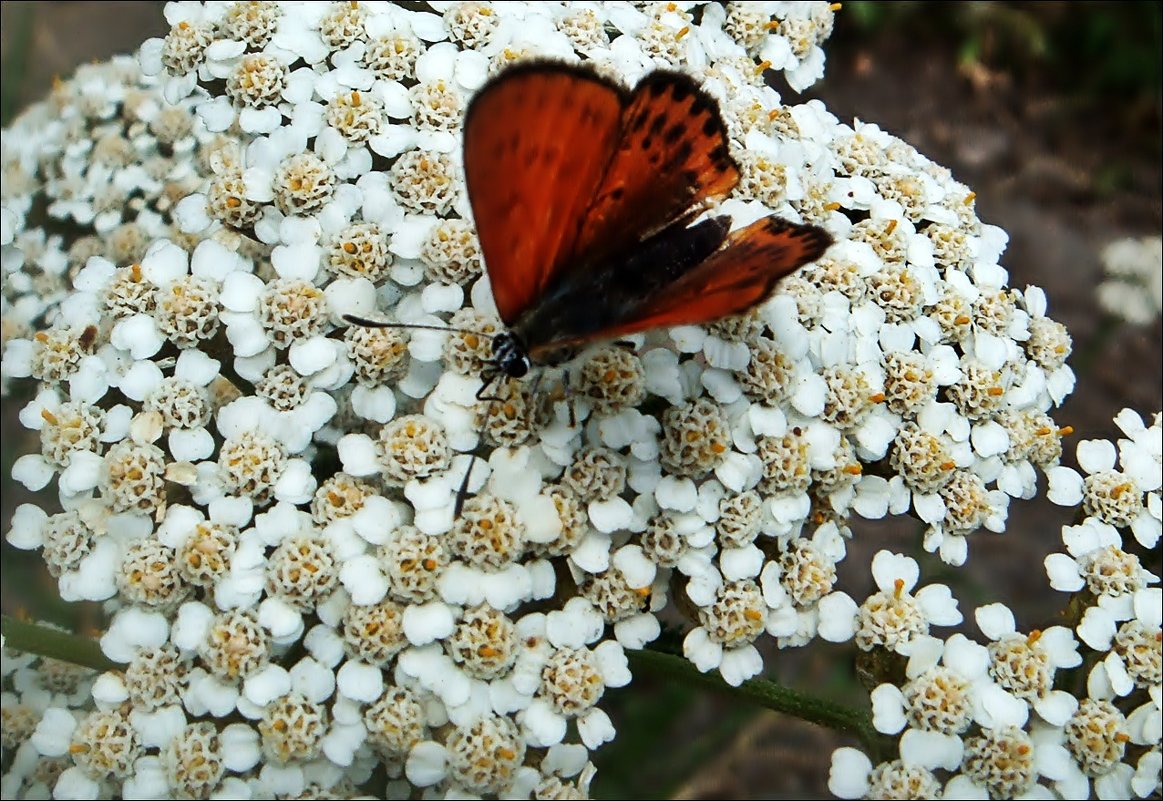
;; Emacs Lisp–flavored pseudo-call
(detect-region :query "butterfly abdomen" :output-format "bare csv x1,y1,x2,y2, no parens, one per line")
515,216,732,357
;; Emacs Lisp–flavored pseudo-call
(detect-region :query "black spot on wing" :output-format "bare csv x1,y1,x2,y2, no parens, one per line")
670,79,692,102
692,94,713,118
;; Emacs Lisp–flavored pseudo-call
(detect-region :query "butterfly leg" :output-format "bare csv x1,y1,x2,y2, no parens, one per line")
475,369,501,402
453,454,478,518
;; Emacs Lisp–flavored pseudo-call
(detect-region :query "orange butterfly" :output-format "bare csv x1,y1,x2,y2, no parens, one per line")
462,61,832,381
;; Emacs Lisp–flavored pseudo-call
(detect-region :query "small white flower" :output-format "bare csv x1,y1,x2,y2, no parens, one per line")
101,607,171,663
30,707,78,757
1047,431,1159,547
828,746,872,799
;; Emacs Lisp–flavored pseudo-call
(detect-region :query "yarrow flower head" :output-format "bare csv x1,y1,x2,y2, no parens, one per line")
829,406,1161,800
4,1,1145,799
1046,409,1162,549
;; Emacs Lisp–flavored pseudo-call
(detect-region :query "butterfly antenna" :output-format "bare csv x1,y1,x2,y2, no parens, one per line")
454,454,478,518
343,314,482,336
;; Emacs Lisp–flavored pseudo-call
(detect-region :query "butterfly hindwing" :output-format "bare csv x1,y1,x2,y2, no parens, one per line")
567,216,832,343
462,63,626,325
570,71,741,264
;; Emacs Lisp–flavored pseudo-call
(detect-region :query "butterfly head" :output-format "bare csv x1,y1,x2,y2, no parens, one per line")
492,331,532,378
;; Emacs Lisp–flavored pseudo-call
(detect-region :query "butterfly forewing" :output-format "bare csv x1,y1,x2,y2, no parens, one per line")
462,64,626,325
570,72,741,265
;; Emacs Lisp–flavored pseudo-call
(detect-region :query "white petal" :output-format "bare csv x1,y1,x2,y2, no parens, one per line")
403,600,456,645
971,420,1011,457
1103,651,1135,696
1046,466,1085,506
828,748,872,799
339,554,389,606
611,545,655,589
576,706,615,749
337,433,381,476
817,593,859,642
405,741,448,787
916,584,962,627
899,728,962,771
718,644,763,687
871,550,919,593
1077,439,1117,474
169,427,215,461
569,531,611,574
1077,606,1117,651
975,683,1028,729
6,503,47,549
975,603,1017,640
1044,553,1085,592
870,683,907,734
336,659,383,703
1133,588,1163,628
588,497,633,533
289,656,336,704
613,613,661,650
654,475,698,512
682,627,723,672
1034,690,1079,726
243,664,292,707
31,708,78,756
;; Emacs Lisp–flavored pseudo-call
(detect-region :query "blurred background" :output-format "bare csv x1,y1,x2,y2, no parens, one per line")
2,2,1160,798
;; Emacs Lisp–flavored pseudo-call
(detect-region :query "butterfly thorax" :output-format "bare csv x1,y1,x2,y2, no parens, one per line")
492,331,532,378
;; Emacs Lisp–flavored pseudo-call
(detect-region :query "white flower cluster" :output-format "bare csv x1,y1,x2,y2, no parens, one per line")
830,408,1161,800
0,53,241,396
2,638,98,799
0,1,1122,798
1097,235,1162,326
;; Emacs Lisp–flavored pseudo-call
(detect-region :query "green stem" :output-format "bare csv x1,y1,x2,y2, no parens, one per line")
627,647,891,760
1,616,117,672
